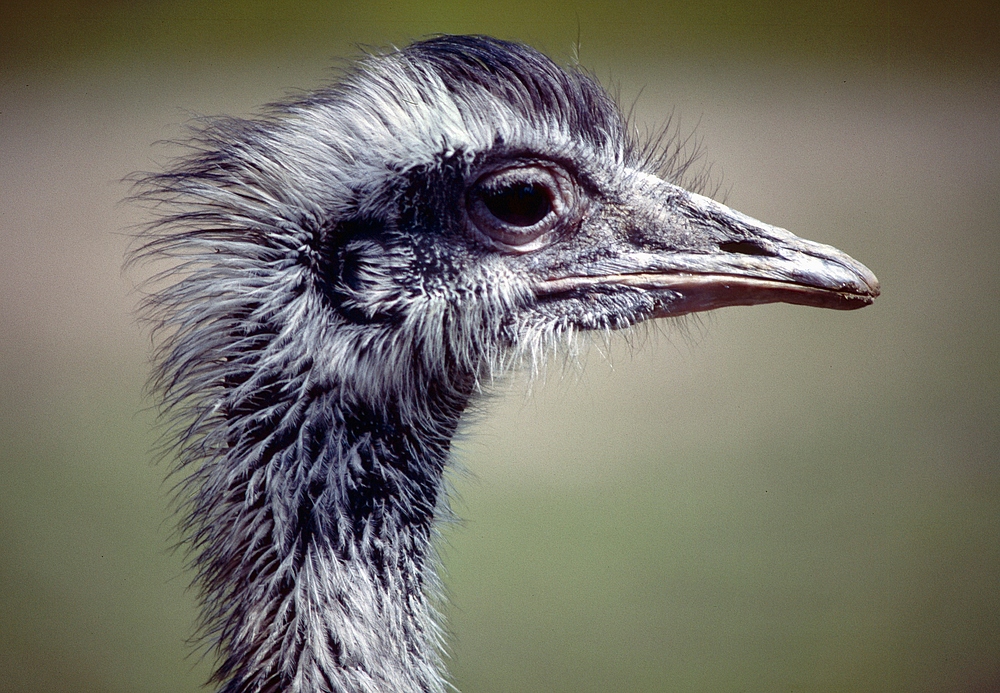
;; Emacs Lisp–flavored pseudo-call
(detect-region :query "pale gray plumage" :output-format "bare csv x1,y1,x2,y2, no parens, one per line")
130,35,879,693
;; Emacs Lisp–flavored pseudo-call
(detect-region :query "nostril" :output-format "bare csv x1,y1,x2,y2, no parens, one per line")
719,240,776,257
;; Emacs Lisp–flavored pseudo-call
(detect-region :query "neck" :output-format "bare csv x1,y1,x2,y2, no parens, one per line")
199,379,472,693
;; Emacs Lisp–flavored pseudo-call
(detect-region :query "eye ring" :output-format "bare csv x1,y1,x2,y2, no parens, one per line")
466,163,575,251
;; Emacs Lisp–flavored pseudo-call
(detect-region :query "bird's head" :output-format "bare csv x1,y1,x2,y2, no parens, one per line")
135,35,878,427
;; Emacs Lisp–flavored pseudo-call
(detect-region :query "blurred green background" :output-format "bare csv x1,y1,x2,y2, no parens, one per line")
1,2,998,692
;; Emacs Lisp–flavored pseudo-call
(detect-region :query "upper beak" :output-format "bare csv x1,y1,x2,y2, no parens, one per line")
536,175,880,319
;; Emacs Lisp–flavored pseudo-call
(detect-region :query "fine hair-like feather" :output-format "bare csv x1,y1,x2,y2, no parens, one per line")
130,34,878,693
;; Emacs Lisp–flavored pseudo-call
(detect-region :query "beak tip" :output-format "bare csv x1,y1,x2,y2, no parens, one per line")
856,264,881,300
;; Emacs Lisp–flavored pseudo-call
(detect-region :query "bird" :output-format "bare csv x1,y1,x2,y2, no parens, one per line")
131,35,879,693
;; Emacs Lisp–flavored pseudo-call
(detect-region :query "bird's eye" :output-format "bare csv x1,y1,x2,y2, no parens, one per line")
482,183,551,227
467,164,574,251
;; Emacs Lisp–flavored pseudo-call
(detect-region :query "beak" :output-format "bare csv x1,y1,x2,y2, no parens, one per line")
536,174,880,319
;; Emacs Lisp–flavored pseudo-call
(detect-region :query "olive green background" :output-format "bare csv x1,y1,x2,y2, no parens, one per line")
1,2,997,692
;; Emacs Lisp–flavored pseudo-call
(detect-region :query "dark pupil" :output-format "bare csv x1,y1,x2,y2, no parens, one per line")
483,183,551,227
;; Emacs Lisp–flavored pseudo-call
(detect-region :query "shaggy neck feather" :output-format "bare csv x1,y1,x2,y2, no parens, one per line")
208,378,472,693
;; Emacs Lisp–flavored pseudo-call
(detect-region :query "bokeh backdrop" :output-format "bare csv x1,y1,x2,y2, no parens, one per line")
1,2,998,692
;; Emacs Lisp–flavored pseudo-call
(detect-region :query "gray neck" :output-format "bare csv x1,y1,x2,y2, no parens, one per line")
205,388,469,693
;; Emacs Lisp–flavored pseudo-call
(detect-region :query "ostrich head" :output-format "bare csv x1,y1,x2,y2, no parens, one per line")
132,35,878,693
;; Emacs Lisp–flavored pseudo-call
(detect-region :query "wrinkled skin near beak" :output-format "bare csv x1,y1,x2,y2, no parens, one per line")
535,172,880,320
